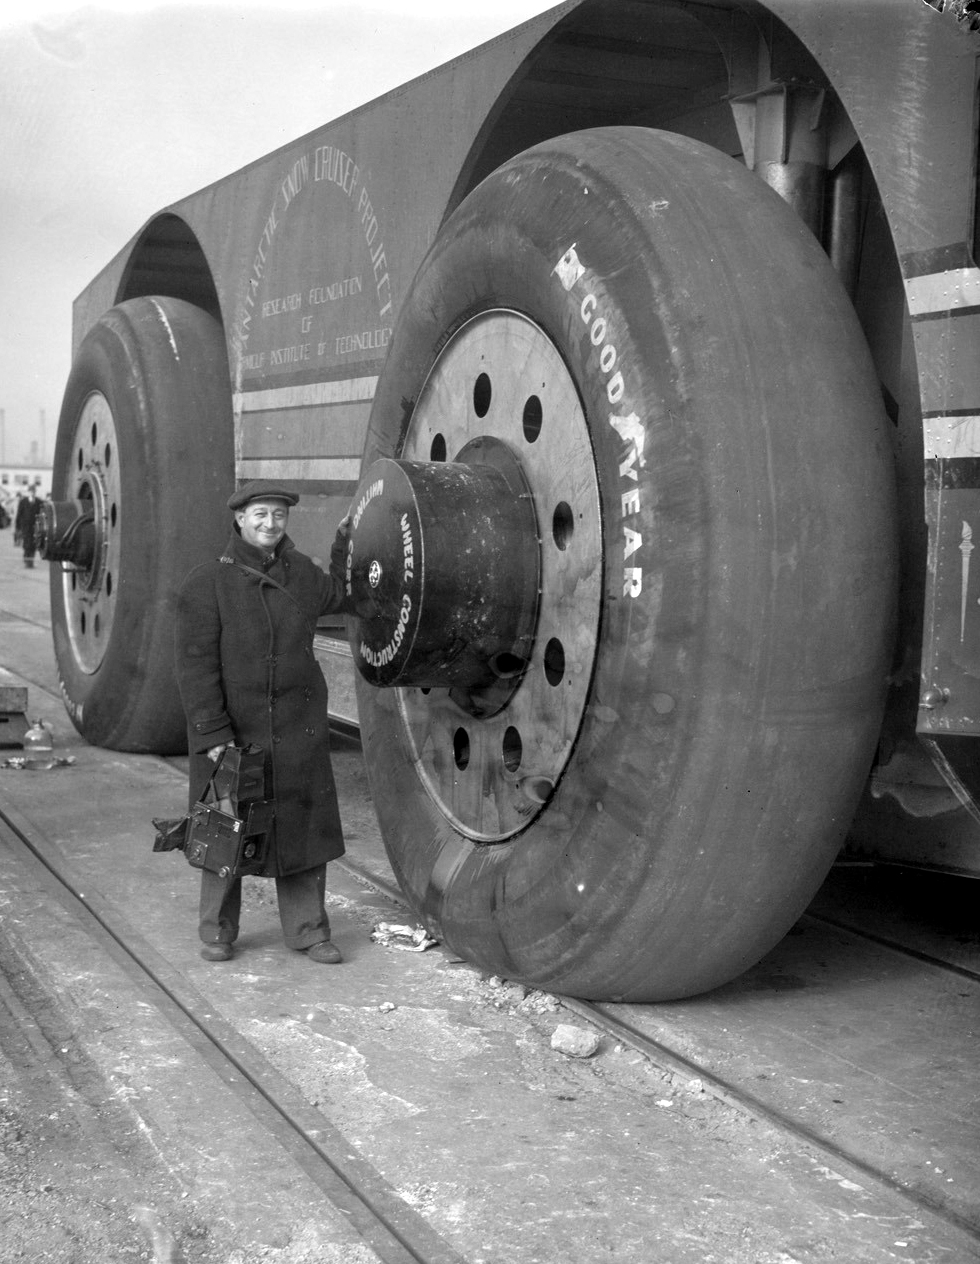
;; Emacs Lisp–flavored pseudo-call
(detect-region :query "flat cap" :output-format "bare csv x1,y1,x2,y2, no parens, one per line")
227,480,299,510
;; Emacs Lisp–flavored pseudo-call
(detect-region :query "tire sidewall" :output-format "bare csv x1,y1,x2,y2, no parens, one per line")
359,128,897,999
51,298,234,753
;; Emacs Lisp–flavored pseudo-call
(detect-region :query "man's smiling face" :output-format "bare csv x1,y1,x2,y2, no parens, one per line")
236,499,290,552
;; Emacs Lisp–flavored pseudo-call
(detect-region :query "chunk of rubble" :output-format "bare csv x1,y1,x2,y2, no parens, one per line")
369,922,438,951
550,1023,601,1058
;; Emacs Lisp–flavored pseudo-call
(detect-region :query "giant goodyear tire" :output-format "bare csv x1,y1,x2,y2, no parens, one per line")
355,128,898,1001
50,297,234,753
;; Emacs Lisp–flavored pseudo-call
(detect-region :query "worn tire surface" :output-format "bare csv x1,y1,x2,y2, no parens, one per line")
51,296,234,753
357,127,898,1001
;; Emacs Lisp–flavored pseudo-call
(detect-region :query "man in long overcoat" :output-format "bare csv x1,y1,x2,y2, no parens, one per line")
174,480,355,963
14,487,43,568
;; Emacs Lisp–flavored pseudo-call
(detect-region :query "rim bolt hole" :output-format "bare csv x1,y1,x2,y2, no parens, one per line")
90,421,98,446
104,443,112,467
553,502,574,551
502,726,522,773
453,728,471,770
544,638,565,686
522,394,543,443
489,651,527,680
473,372,492,418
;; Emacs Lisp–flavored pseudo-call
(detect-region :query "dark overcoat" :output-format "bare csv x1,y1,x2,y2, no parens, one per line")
174,526,353,876
14,495,42,547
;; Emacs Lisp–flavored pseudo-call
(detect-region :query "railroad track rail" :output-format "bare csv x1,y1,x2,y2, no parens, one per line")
337,852,980,1248
804,907,980,987
0,799,464,1264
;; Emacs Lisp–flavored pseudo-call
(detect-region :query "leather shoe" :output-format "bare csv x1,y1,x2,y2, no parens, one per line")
305,940,342,964
200,942,233,962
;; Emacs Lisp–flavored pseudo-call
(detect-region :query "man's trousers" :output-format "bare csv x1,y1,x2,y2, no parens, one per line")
199,863,331,951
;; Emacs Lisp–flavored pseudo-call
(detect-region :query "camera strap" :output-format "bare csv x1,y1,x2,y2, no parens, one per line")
218,557,316,638
201,755,235,816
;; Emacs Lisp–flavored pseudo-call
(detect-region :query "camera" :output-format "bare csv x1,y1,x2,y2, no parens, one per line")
152,745,273,879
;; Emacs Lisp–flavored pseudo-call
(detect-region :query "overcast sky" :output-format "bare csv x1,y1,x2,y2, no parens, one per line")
0,0,560,467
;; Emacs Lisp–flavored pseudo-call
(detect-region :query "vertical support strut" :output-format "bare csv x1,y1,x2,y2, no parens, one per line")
731,81,828,242
722,16,861,292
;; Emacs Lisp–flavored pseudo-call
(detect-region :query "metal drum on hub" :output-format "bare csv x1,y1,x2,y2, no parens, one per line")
346,443,540,709
36,499,96,570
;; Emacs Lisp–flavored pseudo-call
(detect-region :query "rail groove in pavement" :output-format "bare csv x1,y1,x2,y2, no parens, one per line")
0,799,466,1264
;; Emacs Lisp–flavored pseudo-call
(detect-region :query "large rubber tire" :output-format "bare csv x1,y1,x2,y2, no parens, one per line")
357,127,898,1001
50,297,234,753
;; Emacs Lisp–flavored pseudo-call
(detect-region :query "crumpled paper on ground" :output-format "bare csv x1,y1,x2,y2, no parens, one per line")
370,921,439,952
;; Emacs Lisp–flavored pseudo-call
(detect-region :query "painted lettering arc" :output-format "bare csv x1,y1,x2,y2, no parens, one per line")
553,243,644,598
231,144,397,497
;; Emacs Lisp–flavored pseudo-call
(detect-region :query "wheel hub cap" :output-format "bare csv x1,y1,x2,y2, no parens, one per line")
46,392,121,674
351,310,602,842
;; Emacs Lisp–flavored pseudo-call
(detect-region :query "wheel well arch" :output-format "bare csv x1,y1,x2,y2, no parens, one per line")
443,0,906,526
444,0,888,266
442,0,922,850
114,213,221,323
446,0,780,217
439,0,904,363
446,2,745,216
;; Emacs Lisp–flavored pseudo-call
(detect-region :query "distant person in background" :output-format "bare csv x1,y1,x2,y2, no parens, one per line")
14,486,42,568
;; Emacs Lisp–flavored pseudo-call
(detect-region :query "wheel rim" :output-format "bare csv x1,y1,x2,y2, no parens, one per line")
59,391,121,674
391,309,603,842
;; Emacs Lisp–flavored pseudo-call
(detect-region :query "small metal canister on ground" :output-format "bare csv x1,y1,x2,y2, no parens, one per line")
23,719,53,753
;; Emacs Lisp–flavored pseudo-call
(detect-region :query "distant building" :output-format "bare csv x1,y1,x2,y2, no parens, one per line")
0,464,52,506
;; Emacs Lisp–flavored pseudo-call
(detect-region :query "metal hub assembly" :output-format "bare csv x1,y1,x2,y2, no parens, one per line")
348,310,602,843
348,441,540,706
39,392,121,674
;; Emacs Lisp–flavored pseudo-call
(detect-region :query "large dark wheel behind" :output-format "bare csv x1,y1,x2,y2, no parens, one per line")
354,127,898,1002
49,297,234,753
